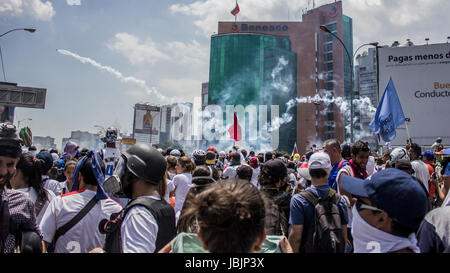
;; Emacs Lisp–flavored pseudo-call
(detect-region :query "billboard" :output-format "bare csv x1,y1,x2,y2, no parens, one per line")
378,43,450,146
133,104,161,145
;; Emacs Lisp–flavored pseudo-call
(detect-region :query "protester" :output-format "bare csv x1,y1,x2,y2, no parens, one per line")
60,159,77,194
323,139,348,191
192,149,206,167
0,123,42,253
170,149,181,159
289,151,348,253
96,144,176,253
173,156,195,219
160,179,293,253
431,137,444,153
259,159,291,236
340,168,428,253
177,166,219,233
235,164,253,182
10,153,56,225
249,157,260,188
409,142,430,193
40,151,122,253
417,205,450,253
222,152,241,179
36,151,64,196
336,140,371,249
62,141,79,159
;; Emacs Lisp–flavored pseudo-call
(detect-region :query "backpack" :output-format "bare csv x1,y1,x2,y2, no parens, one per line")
264,192,290,236
101,197,176,253
299,189,346,253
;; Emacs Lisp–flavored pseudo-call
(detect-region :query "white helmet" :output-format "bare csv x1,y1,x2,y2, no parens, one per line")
390,147,410,165
170,149,181,158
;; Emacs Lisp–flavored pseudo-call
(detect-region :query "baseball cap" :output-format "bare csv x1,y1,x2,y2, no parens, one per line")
308,151,331,170
170,149,181,158
249,157,258,167
36,151,54,173
340,168,428,230
297,162,311,181
262,159,287,178
395,159,414,174
421,150,434,161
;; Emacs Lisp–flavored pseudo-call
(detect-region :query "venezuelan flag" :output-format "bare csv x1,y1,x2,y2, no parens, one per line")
231,3,240,16
291,142,298,158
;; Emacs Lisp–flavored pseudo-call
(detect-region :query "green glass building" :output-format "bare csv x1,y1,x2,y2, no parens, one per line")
208,33,297,152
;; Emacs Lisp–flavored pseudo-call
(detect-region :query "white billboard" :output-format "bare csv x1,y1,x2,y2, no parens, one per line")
133,104,161,145
378,43,450,147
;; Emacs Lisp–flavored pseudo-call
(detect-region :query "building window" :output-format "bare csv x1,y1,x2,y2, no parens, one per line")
324,43,333,52
326,23,337,32
326,82,334,90
325,53,333,61
327,62,333,71
203,94,208,104
327,112,334,121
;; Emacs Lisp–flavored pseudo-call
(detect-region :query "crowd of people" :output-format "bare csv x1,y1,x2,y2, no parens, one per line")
0,122,449,253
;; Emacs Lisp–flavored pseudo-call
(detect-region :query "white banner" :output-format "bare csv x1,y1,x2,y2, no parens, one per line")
378,43,450,147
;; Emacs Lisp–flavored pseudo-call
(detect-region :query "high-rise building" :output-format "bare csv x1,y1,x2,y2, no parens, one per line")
212,1,353,154
354,47,379,150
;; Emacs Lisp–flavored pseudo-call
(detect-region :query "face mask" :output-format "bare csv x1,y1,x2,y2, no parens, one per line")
351,205,420,253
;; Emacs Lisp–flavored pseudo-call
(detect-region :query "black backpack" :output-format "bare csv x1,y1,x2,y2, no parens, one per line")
299,189,346,253
101,197,176,253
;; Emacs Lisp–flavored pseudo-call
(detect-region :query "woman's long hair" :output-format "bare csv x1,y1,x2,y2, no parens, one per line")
16,153,48,204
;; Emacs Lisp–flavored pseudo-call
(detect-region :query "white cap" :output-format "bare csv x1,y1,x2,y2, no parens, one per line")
308,152,331,170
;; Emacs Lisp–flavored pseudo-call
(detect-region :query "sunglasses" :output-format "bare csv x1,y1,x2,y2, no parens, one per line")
355,199,384,213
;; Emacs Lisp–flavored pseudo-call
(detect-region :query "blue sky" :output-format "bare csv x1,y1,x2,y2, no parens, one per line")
1,0,450,150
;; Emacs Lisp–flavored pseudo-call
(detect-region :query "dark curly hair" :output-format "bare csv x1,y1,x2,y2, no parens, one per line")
182,179,266,253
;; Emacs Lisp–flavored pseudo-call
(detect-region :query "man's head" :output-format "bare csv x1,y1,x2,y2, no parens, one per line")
409,142,421,160
63,141,79,158
351,141,370,170
0,123,23,186
394,159,414,175
192,149,206,166
231,152,241,163
436,137,442,143
78,156,106,188
323,139,342,165
341,168,428,237
205,151,216,165
341,143,352,160
258,159,287,188
36,151,54,175
249,157,258,168
421,150,434,162
236,165,253,181
308,151,332,183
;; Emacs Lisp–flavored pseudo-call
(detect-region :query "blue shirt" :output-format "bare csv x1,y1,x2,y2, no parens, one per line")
327,160,348,190
289,185,349,230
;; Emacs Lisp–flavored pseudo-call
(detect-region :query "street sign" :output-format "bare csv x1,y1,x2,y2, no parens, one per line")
0,82,46,109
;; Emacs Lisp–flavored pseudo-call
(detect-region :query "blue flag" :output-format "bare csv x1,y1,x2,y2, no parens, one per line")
369,77,405,142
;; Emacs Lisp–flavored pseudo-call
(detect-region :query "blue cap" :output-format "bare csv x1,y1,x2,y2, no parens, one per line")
421,150,434,161
340,168,428,231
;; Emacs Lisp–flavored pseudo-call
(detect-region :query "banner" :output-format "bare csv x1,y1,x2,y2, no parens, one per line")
378,43,450,146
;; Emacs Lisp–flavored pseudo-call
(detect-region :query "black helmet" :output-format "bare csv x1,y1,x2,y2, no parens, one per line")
123,143,166,185
0,123,23,158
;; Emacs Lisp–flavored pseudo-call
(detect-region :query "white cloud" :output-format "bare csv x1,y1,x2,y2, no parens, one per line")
170,0,450,46
0,0,55,21
107,33,209,66
67,0,81,6
107,33,170,65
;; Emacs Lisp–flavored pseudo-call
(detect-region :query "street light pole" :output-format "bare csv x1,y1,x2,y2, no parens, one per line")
320,25,378,143
0,28,36,81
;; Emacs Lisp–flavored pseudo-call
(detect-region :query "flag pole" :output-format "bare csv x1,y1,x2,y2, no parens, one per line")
235,0,237,22
404,118,412,142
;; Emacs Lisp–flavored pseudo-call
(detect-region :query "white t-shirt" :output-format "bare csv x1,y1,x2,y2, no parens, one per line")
16,187,56,225
39,189,122,253
411,160,430,193
251,168,260,188
165,179,176,203
173,173,192,215
223,165,238,179
121,194,160,253
43,176,64,196
336,165,355,228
